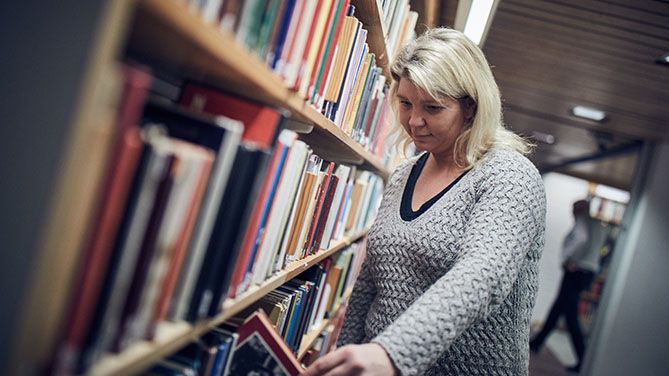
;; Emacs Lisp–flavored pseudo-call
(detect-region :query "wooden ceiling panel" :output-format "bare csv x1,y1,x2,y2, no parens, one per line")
482,0,668,189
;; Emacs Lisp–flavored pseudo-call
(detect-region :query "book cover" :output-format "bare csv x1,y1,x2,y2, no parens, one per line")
229,310,303,376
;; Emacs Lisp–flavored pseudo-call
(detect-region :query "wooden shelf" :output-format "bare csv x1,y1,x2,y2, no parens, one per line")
89,229,368,376
129,0,390,180
351,0,391,79
297,287,353,359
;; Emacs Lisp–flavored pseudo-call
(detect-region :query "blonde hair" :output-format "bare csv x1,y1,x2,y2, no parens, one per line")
389,27,531,168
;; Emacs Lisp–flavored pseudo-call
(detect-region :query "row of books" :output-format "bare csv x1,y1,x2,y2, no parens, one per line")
180,0,399,160
51,65,383,374
147,243,365,376
234,243,365,354
379,0,419,60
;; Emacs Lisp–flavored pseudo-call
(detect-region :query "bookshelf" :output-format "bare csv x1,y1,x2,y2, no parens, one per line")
129,0,390,179
8,0,401,374
90,229,367,376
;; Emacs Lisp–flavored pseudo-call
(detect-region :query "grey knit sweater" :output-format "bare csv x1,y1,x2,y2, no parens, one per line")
338,148,546,375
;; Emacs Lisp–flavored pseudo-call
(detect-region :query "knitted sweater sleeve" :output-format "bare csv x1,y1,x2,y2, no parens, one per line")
372,156,546,375
336,256,377,345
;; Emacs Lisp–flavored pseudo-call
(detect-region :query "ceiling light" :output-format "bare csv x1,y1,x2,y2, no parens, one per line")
571,105,607,122
656,53,669,66
530,131,556,145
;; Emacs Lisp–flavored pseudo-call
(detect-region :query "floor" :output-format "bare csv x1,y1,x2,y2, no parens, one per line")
530,328,579,376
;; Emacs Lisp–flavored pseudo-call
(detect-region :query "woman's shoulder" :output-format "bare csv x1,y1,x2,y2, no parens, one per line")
475,148,543,187
479,148,540,174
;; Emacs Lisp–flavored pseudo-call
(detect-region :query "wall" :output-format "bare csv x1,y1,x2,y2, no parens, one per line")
584,143,669,375
532,173,590,322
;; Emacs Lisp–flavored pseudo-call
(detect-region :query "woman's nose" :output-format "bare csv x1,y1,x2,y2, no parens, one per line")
408,112,425,128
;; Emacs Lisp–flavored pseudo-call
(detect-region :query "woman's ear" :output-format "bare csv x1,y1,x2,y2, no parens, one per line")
464,97,477,125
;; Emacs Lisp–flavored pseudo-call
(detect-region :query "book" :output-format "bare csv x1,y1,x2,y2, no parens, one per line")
139,102,244,322
229,310,303,376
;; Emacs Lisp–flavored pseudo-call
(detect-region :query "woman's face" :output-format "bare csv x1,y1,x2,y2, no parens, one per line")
397,79,469,159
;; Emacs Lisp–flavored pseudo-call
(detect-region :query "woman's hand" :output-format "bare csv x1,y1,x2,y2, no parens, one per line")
301,343,396,376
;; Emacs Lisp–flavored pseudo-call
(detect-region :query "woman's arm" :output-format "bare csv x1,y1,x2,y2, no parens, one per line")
336,256,377,346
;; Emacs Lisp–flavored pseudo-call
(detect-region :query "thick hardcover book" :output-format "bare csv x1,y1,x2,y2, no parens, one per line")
187,144,268,320
140,102,243,322
229,310,303,376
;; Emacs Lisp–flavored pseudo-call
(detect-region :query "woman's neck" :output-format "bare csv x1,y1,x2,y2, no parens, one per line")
426,151,460,175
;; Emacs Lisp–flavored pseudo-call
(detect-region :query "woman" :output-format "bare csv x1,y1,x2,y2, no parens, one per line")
303,28,546,376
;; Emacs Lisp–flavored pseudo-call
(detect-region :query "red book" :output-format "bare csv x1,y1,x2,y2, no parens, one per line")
311,174,340,252
302,162,335,255
53,64,151,373
179,84,283,148
229,310,303,375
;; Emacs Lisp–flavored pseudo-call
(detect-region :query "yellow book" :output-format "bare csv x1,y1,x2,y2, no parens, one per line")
324,16,358,102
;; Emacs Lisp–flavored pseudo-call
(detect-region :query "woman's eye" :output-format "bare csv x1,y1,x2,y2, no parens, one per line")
425,105,443,113
399,101,411,109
